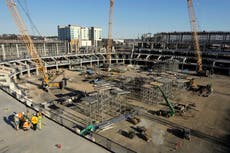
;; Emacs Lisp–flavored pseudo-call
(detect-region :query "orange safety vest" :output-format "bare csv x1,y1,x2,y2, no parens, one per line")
18,112,23,119
23,121,30,128
31,116,38,124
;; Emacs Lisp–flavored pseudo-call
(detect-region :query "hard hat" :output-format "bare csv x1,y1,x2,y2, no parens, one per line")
22,112,25,115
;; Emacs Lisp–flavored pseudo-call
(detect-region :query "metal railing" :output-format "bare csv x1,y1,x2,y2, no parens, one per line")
0,85,136,153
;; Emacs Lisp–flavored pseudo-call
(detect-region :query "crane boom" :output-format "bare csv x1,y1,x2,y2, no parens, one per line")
6,0,49,84
106,0,114,70
187,0,202,72
5,0,67,89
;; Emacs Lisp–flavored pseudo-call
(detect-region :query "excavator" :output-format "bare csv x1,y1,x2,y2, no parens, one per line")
153,86,191,139
187,0,212,77
6,0,67,91
154,86,175,118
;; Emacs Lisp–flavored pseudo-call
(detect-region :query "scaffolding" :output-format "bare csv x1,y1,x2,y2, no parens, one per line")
152,59,179,72
73,87,131,125
120,77,173,104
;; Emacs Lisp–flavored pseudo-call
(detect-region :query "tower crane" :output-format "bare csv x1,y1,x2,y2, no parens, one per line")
187,0,209,76
106,0,114,71
5,0,66,91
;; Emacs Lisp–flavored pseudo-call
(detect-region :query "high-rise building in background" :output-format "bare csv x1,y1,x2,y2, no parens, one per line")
80,27,90,40
80,27,91,47
57,25,102,47
58,25,81,41
90,27,102,47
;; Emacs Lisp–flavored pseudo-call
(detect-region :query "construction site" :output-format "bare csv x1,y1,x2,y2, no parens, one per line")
0,0,230,153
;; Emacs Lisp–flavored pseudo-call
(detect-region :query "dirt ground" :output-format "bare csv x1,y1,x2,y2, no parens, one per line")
98,74,230,153
17,69,94,103
17,68,230,153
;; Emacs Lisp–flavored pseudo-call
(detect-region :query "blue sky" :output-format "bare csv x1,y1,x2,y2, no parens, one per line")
1,0,229,38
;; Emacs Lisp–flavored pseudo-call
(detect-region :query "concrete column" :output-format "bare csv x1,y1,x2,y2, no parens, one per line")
103,55,106,63
26,65,31,77
75,43,78,53
56,43,59,56
69,65,72,70
19,66,23,78
36,67,39,76
96,57,99,66
56,62,59,71
212,61,216,67
44,63,48,73
80,59,83,68
150,43,154,49
16,44,20,58
90,57,93,68
12,69,17,80
43,43,46,56
67,42,70,54
1,44,6,60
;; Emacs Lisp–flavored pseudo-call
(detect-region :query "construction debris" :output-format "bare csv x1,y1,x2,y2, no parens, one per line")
126,116,141,125
118,129,136,139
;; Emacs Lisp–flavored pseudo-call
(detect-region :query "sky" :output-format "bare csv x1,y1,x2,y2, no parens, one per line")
0,0,229,39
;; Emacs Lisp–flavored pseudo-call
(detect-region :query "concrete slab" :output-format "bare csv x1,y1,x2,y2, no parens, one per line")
0,89,109,153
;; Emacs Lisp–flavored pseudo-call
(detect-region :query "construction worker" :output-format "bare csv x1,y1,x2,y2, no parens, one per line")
18,112,24,129
31,114,38,131
22,119,30,131
13,113,19,130
37,112,42,130
26,109,30,120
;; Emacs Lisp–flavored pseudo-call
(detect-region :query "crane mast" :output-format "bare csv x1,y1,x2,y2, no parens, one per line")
106,0,114,70
187,0,202,72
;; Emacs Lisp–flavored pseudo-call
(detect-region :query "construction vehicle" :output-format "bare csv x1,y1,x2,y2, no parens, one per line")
132,126,151,142
80,114,132,136
155,86,175,117
118,129,136,139
5,0,67,91
126,116,141,125
187,0,211,77
167,128,191,140
188,78,213,97
80,124,95,136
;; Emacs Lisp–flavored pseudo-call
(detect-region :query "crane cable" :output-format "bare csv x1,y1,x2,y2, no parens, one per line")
16,0,42,36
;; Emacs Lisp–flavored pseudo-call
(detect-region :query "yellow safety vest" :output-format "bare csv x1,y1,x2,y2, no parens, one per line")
31,116,38,124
